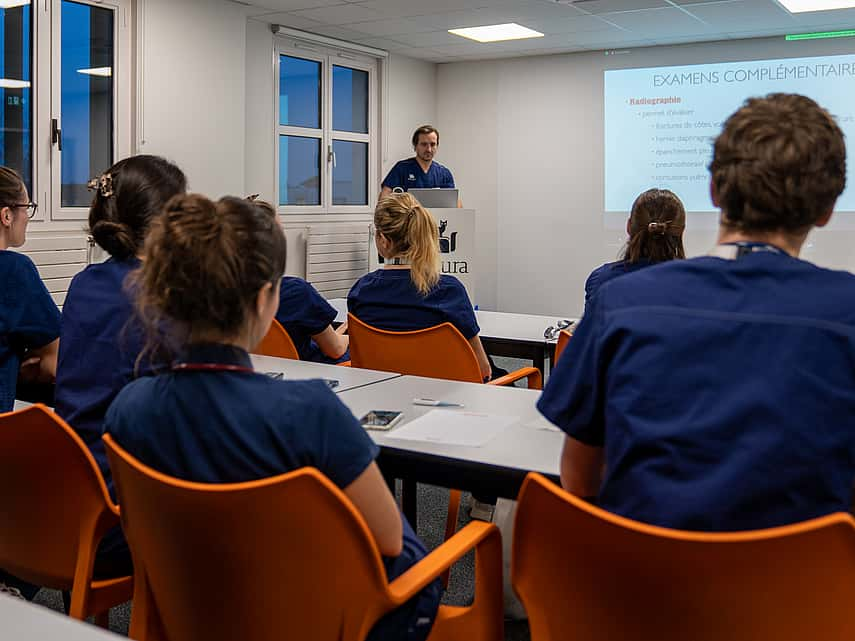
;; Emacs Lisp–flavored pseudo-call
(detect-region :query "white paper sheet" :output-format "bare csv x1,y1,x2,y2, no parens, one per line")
386,409,518,447
523,417,561,432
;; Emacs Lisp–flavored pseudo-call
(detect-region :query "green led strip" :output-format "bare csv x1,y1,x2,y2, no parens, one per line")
786,29,855,41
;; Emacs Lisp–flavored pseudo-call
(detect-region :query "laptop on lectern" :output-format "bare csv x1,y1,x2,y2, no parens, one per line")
408,188,459,209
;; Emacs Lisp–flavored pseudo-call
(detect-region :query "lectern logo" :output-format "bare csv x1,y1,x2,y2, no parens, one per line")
438,220,458,254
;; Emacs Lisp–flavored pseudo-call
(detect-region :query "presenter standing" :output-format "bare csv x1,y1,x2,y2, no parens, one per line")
379,125,459,205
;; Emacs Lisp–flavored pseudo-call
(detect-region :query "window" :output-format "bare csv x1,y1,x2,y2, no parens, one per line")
276,41,378,214
0,0,130,221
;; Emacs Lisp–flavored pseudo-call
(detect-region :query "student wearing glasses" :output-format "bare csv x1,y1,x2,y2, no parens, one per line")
0,167,59,412
0,166,60,600
104,194,441,641
540,94,855,532
583,188,686,316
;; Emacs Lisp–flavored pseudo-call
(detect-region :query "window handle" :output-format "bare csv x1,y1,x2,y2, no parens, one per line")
327,145,336,168
51,118,62,152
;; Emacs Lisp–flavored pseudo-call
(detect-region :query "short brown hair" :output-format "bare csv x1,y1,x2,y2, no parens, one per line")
134,194,286,350
709,93,846,233
412,125,439,148
623,188,686,264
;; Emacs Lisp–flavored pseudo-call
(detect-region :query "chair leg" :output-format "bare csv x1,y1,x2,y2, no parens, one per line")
441,489,463,588
95,610,110,629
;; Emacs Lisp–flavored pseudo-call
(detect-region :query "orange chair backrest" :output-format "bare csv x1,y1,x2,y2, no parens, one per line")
253,319,300,360
0,404,116,588
103,434,396,641
512,472,855,641
347,313,482,383
553,329,571,364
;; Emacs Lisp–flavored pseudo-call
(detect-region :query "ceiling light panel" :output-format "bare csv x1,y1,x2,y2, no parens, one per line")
776,0,855,12
449,23,545,42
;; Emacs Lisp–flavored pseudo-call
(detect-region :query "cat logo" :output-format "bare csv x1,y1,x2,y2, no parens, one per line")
407,173,416,181
438,220,457,254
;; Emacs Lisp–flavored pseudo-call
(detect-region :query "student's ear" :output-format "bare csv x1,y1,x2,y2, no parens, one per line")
255,281,275,320
0,206,12,228
814,208,834,228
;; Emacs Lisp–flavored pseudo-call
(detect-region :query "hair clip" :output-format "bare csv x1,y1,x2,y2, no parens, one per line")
87,173,114,198
245,194,260,202
648,221,668,235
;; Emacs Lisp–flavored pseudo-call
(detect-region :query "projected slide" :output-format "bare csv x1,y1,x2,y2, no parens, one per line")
604,53,855,212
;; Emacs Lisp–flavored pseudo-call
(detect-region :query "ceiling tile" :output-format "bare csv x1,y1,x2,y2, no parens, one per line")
252,11,326,29
348,17,439,35
239,0,347,11
353,0,488,19
570,0,671,15
786,7,855,27
388,30,470,47
409,8,538,30
289,3,384,24
600,6,715,35
516,14,628,34
347,36,413,50
681,0,797,28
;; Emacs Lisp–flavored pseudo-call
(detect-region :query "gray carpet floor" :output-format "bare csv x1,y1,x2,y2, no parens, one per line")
31,356,536,640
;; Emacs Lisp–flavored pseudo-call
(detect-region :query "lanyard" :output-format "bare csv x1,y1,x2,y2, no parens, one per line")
171,362,255,374
708,242,786,261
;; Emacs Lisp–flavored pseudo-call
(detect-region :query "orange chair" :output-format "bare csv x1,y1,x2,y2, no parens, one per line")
253,319,300,360
0,405,133,626
103,434,503,641
553,329,572,364
347,313,542,389
512,472,855,641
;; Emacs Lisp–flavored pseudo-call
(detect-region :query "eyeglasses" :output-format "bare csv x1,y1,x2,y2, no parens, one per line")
7,202,38,219
544,319,574,341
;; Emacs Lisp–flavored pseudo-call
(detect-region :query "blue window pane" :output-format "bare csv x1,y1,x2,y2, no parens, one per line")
280,56,320,129
61,1,114,207
332,140,367,206
332,66,368,134
280,136,320,206
0,5,33,194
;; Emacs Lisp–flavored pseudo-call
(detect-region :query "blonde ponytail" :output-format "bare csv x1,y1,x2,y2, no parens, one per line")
375,193,440,295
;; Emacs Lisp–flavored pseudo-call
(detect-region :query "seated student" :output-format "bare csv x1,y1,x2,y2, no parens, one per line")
104,194,441,641
539,93,855,532
275,270,348,363
348,192,491,382
54,155,186,578
0,166,61,600
584,188,685,314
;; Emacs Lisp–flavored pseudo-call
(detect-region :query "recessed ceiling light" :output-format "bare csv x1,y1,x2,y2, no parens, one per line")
0,78,30,89
77,67,112,77
448,23,544,43
0,1,30,8
776,0,855,12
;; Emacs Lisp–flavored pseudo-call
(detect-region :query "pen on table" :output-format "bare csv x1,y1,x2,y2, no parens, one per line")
412,398,464,407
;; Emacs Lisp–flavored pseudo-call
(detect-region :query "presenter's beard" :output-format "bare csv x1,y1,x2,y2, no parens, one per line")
418,150,434,162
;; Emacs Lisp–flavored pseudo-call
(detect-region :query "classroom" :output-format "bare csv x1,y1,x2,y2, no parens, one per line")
3,0,855,640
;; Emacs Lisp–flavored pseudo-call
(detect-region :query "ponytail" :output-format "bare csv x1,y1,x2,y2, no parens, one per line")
622,188,687,264
375,193,440,295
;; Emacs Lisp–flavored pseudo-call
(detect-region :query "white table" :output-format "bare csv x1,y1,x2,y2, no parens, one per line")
0,593,123,640
249,354,400,393
337,375,563,522
328,298,575,373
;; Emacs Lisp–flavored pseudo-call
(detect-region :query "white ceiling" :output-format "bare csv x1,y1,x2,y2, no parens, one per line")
236,0,855,62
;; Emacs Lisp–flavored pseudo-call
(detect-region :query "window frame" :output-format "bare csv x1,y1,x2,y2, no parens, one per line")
274,39,379,216
30,0,132,222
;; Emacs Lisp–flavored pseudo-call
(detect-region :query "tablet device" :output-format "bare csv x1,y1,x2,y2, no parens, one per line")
359,410,404,431
408,188,458,209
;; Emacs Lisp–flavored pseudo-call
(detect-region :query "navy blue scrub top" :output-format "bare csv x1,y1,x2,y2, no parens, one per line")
0,251,61,411
584,259,651,313
348,269,479,339
105,343,377,490
538,249,855,532
381,158,455,192
55,258,148,491
275,276,344,364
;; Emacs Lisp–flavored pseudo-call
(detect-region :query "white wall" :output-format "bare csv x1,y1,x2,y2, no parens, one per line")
137,0,248,198
438,36,855,317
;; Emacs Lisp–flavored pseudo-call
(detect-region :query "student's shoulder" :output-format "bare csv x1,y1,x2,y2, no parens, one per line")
109,375,162,421
263,377,352,423
71,257,137,287
0,250,39,282
437,274,467,293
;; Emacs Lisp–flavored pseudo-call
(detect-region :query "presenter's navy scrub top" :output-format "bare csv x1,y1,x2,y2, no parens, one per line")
55,257,148,494
348,269,479,339
0,251,61,411
539,247,855,532
381,158,455,192
104,342,442,641
275,276,346,364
